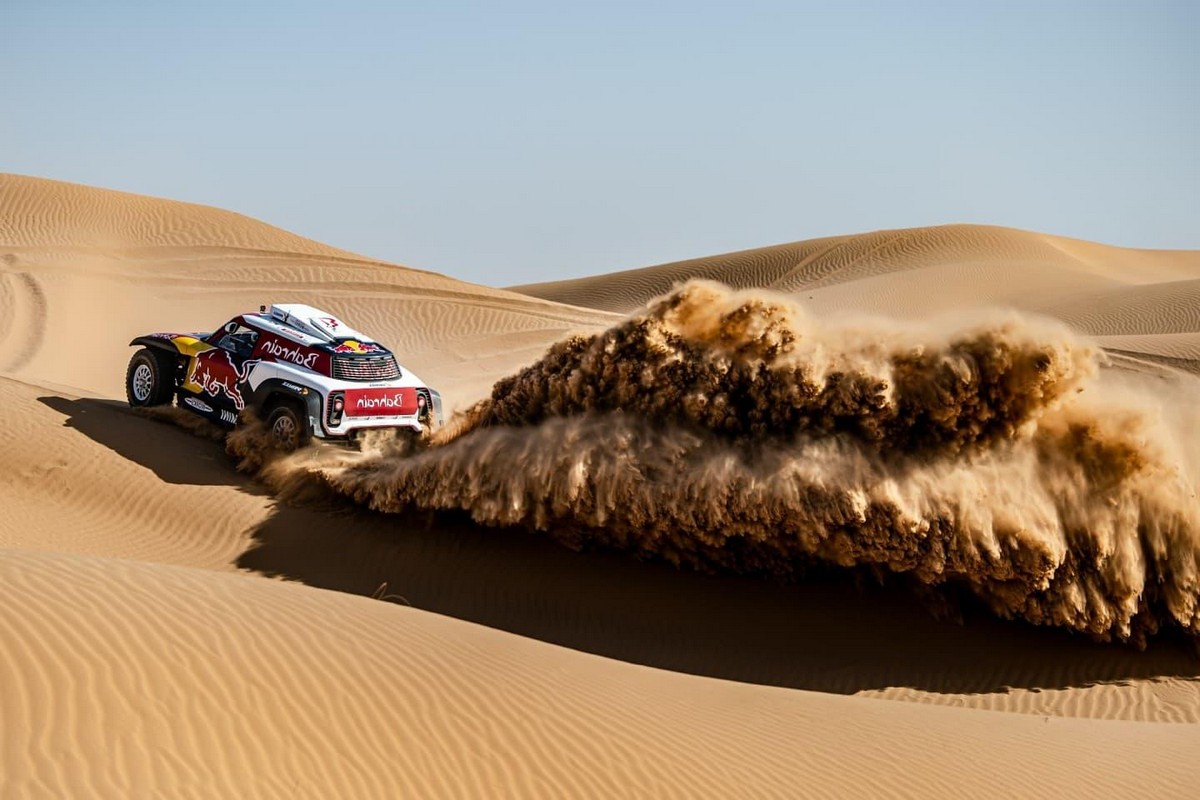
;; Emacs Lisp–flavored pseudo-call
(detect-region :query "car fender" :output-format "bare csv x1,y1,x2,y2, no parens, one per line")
250,378,322,427
129,333,212,358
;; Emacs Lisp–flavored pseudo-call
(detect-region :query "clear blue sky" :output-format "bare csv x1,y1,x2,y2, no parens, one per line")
4,1,1197,285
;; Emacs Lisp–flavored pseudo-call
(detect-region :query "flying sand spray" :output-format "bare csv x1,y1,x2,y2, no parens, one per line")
220,281,1200,643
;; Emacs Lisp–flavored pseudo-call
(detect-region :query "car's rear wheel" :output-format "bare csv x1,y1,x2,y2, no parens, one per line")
265,401,311,452
126,348,177,407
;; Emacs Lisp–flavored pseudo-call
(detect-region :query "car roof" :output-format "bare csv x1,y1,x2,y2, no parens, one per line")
263,304,374,343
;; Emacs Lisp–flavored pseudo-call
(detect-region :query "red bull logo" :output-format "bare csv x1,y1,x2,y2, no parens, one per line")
189,348,260,411
332,340,383,355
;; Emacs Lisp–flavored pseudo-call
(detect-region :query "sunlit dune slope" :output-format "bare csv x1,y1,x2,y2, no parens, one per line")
4,547,1199,800
0,172,362,256
0,173,616,404
512,225,1200,367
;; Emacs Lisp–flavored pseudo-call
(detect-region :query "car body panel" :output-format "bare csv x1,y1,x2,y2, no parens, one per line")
129,306,443,439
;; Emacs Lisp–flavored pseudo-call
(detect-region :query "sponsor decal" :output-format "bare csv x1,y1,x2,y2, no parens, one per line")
320,316,341,331
183,396,214,414
276,325,313,341
256,335,325,371
220,409,238,425
188,347,260,411
281,381,306,393
150,332,205,341
149,332,203,348
344,388,418,417
331,340,383,355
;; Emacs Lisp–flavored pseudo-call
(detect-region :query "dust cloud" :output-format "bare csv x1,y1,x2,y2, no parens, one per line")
220,282,1200,643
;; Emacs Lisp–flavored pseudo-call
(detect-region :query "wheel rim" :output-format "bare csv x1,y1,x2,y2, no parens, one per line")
132,363,154,402
272,414,298,449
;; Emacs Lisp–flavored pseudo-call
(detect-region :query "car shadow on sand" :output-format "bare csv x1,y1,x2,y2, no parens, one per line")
43,394,1200,698
39,396,261,491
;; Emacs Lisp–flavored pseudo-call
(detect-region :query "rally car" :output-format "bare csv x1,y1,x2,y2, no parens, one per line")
125,303,443,450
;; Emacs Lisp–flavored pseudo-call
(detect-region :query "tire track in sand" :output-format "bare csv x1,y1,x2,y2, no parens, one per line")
0,270,48,373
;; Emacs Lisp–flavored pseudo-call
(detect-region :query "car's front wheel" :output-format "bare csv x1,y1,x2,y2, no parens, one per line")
265,402,311,452
126,348,177,407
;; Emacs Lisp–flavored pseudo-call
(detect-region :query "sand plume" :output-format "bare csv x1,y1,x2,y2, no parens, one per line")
459,280,1092,454
219,283,1200,643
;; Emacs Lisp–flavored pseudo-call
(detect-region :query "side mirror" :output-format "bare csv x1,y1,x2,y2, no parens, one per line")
224,321,239,334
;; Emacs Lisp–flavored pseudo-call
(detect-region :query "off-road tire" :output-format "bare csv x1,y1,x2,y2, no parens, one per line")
126,348,177,407
265,401,311,452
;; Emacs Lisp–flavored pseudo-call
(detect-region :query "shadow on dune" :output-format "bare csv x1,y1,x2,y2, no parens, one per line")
244,503,1200,696
42,394,1200,697
38,397,261,491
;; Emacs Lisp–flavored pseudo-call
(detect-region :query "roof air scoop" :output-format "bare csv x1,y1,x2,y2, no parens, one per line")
266,303,373,344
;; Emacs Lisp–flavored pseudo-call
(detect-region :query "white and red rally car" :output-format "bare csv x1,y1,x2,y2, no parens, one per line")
126,303,443,449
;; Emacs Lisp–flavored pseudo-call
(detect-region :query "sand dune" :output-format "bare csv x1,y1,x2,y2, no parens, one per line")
0,375,270,569
0,174,616,404
512,225,1200,362
7,548,1199,799
1030,278,1200,336
4,371,1198,725
3,174,1200,798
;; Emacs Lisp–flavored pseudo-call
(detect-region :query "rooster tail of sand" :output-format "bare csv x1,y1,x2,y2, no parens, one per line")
222,281,1200,643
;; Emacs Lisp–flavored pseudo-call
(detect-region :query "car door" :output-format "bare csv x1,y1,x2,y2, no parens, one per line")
184,319,261,421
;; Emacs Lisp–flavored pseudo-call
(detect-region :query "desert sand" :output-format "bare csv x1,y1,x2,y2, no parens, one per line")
3,173,1200,798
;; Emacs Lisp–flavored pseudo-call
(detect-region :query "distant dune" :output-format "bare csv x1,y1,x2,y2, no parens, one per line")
3,174,1200,798
512,225,1200,369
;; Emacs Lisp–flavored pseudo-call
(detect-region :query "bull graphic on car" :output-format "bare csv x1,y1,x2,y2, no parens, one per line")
125,303,443,450
188,350,261,411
